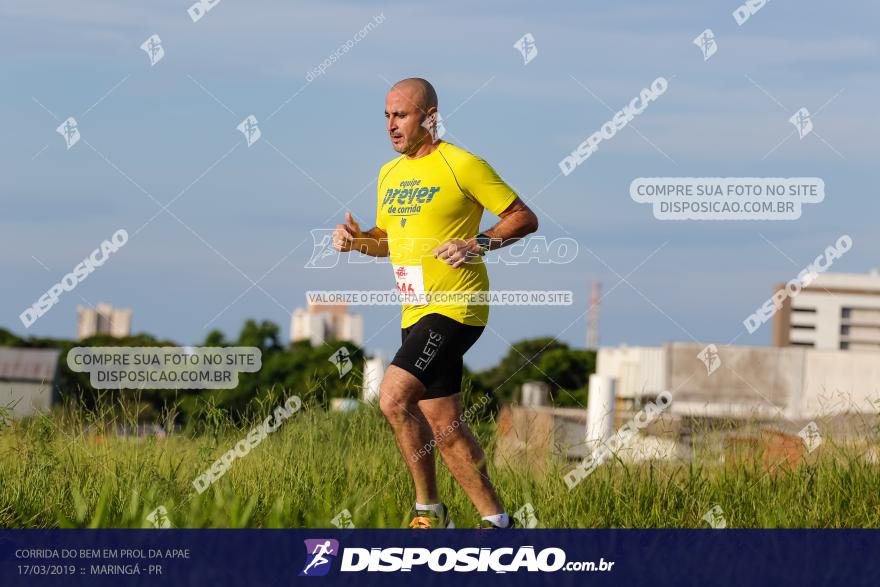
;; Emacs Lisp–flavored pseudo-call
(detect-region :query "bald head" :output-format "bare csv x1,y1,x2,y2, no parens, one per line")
385,78,440,156
389,78,438,113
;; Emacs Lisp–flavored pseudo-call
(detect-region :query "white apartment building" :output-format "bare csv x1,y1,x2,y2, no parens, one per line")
774,270,880,351
77,303,132,340
290,302,363,346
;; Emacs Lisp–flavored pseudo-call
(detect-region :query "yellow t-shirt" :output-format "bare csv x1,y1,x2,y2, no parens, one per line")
376,141,518,328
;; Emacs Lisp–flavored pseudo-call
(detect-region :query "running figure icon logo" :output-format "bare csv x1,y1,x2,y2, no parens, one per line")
696,344,721,376
56,117,80,149
140,34,165,66
329,346,352,378
237,114,261,147
693,29,717,61
300,539,340,577
513,33,538,64
421,112,446,142
789,107,813,139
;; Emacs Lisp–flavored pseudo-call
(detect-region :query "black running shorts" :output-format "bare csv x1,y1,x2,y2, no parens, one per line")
390,313,485,400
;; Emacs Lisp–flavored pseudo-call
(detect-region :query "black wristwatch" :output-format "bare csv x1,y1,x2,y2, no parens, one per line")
474,233,492,256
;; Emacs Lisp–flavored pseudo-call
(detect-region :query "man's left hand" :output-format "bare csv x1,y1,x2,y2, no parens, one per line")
433,239,480,268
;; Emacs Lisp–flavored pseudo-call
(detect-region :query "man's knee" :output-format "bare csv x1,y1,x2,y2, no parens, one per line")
426,416,466,449
379,391,402,423
379,385,413,424
379,367,424,424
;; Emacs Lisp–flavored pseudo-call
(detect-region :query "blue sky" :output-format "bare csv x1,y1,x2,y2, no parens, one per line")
2,0,878,370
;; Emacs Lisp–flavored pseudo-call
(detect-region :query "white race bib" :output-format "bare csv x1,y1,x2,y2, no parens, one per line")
392,264,427,305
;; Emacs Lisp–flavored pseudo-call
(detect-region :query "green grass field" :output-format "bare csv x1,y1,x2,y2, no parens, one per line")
2,398,879,529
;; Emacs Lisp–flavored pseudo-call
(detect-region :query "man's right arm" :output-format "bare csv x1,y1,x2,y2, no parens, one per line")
333,212,389,257
351,226,389,257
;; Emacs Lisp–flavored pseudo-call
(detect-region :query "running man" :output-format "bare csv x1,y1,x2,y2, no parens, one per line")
332,78,538,529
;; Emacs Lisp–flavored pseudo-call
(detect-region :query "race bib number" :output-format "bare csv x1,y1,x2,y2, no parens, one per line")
392,264,427,305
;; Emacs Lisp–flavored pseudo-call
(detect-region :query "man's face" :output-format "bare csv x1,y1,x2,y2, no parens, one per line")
385,88,433,155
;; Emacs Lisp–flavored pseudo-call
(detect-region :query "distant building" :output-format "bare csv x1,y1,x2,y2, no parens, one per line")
773,270,880,351
291,302,363,346
362,353,385,403
77,303,132,340
0,348,60,419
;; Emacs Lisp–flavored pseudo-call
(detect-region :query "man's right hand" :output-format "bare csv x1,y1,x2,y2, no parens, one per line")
333,212,362,252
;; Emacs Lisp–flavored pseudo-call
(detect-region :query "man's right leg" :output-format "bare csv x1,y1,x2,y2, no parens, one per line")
378,365,438,505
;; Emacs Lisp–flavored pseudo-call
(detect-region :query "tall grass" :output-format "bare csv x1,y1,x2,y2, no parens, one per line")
0,393,878,529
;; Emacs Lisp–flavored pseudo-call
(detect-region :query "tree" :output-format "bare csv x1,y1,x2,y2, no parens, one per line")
235,319,281,354
181,323,364,427
202,329,227,347
0,328,23,347
472,337,595,407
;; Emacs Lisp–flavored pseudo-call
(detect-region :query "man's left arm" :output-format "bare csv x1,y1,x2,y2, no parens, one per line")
433,197,539,268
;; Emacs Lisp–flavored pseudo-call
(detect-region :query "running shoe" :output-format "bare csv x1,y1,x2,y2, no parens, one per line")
478,517,516,529
408,503,455,529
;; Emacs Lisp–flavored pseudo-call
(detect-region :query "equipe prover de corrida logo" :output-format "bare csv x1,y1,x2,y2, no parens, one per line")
298,539,614,575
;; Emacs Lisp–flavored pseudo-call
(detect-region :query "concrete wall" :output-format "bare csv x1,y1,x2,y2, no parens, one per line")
666,342,805,418
800,349,880,418
494,405,593,472
0,381,53,419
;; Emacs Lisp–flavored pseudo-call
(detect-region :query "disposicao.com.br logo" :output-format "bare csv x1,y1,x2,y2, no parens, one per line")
300,539,614,575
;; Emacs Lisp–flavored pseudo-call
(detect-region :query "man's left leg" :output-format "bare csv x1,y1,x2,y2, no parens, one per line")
419,393,505,520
